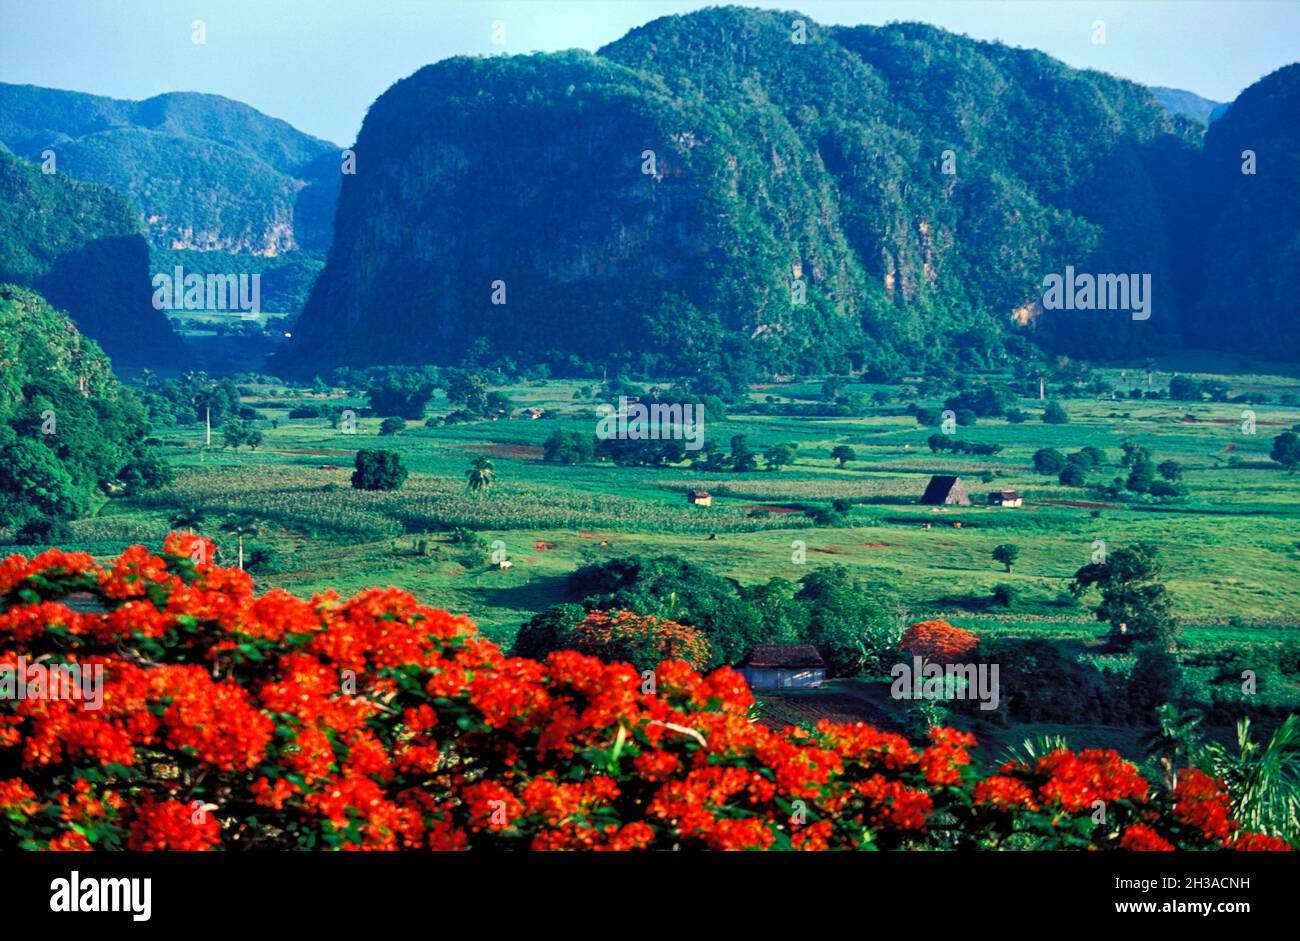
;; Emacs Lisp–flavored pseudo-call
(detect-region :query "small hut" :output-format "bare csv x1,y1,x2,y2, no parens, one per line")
687,490,712,507
987,490,1023,508
737,645,826,691
920,476,970,506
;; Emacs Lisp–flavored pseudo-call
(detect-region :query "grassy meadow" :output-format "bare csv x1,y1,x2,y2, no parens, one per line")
6,356,1300,759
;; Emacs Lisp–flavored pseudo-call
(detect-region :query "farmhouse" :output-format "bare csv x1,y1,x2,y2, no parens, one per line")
920,475,970,506
987,490,1023,508
737,645,826,691
687,489,712,507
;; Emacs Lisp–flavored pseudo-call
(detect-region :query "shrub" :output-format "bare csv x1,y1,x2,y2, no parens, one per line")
1033,448,1067,475
990,583,1020,607
1042,402,1069,424
351,449,408,491
899,620,980,663
379,417,406,436
563,609,713,673
0,538,1286,852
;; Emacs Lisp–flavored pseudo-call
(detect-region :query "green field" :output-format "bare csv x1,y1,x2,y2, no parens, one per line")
5,357,1300,759
35,366,1300,638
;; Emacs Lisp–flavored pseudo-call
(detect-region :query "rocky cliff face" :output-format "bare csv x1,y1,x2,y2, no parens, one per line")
275,8,1292,378
0,84,340,257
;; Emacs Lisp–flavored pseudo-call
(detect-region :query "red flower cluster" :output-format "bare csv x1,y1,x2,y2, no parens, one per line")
566,609,713,672
0,537,1290,852
899,619,980,663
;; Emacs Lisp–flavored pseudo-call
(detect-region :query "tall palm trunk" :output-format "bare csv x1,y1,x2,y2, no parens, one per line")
205,406,212,447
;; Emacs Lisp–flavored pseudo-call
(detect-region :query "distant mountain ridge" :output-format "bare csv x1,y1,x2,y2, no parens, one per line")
1151,86,1226,125
0,83,341,255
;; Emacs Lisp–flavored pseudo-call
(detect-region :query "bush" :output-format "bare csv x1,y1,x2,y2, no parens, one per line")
976,638,1112,724
379,417,406,436
899,620,979,663
351,449,408,491
990,583,1020,607
1042,402,1069,424
1059,463,1088,487
0,537,1285,852
1033,448,1067,475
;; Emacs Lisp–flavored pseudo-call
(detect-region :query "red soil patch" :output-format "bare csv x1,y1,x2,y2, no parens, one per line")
810,547,847,555
860,542,892,549
534,541,558,551
740,504,804,514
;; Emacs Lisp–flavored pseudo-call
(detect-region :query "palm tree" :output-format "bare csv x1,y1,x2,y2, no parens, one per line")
465,457,495,495
1199,715,1300,841
1141,704,1205,791
168,507,208,533
185,371,219,447
219,514,263,571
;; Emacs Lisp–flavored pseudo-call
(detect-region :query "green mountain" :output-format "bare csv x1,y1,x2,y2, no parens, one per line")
1184,64,1300,353
0,83,340,255
276,7,1222,378
0,149,189,367
1151,86,1226,125
0,284,165,532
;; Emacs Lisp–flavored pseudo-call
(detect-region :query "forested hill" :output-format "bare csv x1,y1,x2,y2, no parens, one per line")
0,83,340,255
278,6,1293,379
1152,86,1226,125
0,284,165,534
1183,63,1300,354
0,149,190,367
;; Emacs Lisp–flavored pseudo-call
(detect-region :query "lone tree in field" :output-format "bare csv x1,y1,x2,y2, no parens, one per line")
1042,401,1069,424
220,514,263,571
1070,541,1179,650
1271,431,1300,471
351,449,408,491
831,445,857,467
465,456,495,494
764,443,797,471
992,543,1021,573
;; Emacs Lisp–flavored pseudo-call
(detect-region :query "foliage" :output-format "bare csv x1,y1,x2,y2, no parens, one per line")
991,544,1020,573
1,538,1288,851
1071,542,1180,649
0,286,168,528
351,449,408,492
899,620,980,664
513,608,713,673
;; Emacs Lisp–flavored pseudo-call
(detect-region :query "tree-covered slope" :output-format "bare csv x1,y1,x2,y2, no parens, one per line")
274,8,1293,377
0,284,167,532
0,149,189,367
0,83,341,255
1184,64,1300,353
1151,86,1226,125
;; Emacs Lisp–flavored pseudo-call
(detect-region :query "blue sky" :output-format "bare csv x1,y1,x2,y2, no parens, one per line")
1,0,1296,145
